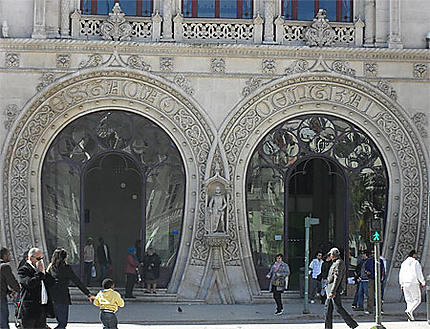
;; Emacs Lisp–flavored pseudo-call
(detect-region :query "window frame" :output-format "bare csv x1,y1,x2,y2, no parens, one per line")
80,0,154,17
281,0,353,22
181,0,254,19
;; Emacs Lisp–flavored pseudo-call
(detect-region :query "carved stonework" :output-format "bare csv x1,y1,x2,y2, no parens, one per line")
413,63,428,79
331,60,356,77
304,9,336,47
56,54,71,68
285,60,309,75
100,3,132,41
242,77,262,97
5,53,19,68
412,112,429,138
377,80,397,101
364,62,378,77
36,73,56,92
79,54,103,68
174,74,194,95
127,55,151,71
4,104,20,130
160,57,174,72
262,59,276,74
211,58,226,73
79,52,151,71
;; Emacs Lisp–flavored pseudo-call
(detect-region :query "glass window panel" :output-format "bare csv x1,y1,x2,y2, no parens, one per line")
242,0,252,18
319,0,337,21
341,0,352,22
282,0,294,19
198,0,216,18
183,0,193,17
220,1,237,18
297,0,315,21
118,0,137,16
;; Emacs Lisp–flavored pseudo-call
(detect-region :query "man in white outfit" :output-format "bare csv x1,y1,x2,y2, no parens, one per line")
398,249,425,321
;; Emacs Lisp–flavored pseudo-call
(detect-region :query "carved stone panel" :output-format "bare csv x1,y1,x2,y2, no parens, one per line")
5,53,20,68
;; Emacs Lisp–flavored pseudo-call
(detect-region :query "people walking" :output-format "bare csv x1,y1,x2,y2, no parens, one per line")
363,250,384,314
1,247,20,329
17,248,54,329
324,247,358,329
266,253,290,315
124,247,139,298
97,238,111,284
83,238,95,286
309,251,323,304
142,248,161,294
47,248,95,329
352,251,369,312
320,253,332,304
399,249,425,321
93,278,124,329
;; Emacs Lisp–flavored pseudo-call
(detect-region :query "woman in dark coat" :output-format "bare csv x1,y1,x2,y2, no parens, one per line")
142,248,161,294
47,248,94,329
266,253,290,315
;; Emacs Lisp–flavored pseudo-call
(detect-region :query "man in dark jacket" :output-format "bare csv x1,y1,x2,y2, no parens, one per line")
17,248,54,329
1,247,20,329
363,250,385,314
324,247,358,329
97,238,111,283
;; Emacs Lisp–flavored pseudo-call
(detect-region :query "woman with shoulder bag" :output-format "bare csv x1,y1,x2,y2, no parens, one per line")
266,253,290,315
47,248,95,329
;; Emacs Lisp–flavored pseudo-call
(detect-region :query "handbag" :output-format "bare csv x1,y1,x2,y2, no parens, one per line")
272,277,285,287
91,265,97,278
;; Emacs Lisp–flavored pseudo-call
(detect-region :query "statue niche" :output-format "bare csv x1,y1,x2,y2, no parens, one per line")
204,168,230,236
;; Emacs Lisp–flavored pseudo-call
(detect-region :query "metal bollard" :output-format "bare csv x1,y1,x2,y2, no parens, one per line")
427,275,430,325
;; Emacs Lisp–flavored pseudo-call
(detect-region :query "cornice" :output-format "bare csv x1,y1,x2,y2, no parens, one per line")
0,38,429,61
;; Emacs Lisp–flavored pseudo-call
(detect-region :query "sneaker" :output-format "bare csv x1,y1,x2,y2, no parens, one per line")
274,310,283,315
364,310,372,315
405,311,414,321
310,300,315,304
351,305,357,309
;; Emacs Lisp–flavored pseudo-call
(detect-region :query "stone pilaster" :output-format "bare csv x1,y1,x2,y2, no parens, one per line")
60,0,71,38
263,0,275,44
364,0,375,46
388,0,403,48
32,0,47,39
162,0,173,41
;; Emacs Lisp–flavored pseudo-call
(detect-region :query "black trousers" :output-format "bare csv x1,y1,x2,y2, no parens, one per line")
272,286,283,312
324,293,358,329
125,273,136,297
21,304,46,329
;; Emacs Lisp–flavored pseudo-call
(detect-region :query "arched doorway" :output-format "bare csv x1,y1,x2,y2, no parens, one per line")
246,114,388,290
41,110,186,287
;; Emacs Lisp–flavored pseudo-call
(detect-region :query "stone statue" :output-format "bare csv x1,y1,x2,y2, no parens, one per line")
207,185,227,233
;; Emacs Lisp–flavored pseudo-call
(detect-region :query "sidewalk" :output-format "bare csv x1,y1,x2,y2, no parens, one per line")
8,300,428,325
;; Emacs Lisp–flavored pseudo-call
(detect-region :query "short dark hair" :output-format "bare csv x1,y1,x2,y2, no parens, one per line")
102,278,114,289
275,253,283,260
408,250,417,257
0,247,9,259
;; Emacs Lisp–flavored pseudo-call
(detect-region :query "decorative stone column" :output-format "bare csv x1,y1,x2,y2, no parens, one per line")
152,12,162,41
162,0,173,41
60,0,71,38
32,0,47,39
263,0,275,43
70,9,81,38
253,14,263,44
388,0,403,48
364,0,375,46
354,18,364,47
374,0,386,47
274,16,284,44
173,13,183,42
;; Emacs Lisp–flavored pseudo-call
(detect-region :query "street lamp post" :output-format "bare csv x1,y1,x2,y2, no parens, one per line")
303,216,319,314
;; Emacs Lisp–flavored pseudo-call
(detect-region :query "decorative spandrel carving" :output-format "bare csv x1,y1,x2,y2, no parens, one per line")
331,60,356,77
56,54,71,68
364,62,378,78
262,59,276,74
79,52,151,71
174,75,194,96
36,73,56,92
4,104,20,130
5,53,19,68
211,58,226,73
284,57,355,77
101,3,132,41
377,80,397,101
127,55,151,71
304,9,336,47
413,63,428,79
412,112,428,138
160,57,174,72
242,77,262,97
285,60,309,75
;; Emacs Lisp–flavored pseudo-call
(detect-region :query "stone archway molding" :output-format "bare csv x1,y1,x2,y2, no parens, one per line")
219,71,429,297
1,67,216,294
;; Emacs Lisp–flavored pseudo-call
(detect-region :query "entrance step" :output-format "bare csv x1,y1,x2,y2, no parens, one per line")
251,291,302,303
69,287,205,304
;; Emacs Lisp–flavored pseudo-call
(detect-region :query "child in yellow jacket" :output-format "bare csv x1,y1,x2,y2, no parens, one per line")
93,278,124,329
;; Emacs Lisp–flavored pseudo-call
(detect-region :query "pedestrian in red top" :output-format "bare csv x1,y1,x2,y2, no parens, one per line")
124,247,139,298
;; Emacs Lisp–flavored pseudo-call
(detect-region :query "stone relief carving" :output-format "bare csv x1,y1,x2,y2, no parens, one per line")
304,9,336,47
174,74,194,95
242,77,262,97
364,62,378,77
211,58,226,73
412,112,429,138
5,53,19,68
79,52,151,71
160,57,174,72
56,54,71,68
285,60,309,75
331,60,356,77
100,3,132,41
222,75,428,268
4,70,214,264
3,104,20,130
36,73,56,92
377,80,397,101
205,170,229,235
413,63,428,79
262,59,276,74
284,58,355,77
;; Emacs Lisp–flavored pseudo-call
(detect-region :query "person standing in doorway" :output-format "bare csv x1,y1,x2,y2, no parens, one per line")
309,251,323,304
320,253,332,304
83,237,95,286
1,247,20,329
266,253,290,315
324,247,358,329
353,251,369,312
399,249,425,321
142,248,161,294
97,238,111,284
124,247,139,299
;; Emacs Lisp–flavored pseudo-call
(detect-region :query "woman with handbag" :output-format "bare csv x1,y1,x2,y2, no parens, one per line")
266,253,290,315
47,248,95,329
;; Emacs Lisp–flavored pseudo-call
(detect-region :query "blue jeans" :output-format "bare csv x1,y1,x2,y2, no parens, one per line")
0,297,9,329
100,311,118,329
357,281,368,308
53,303,69,329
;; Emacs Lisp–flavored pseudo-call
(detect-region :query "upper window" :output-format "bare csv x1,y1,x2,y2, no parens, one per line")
282,0,352,22
81,0,153,16
182,0,253,19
